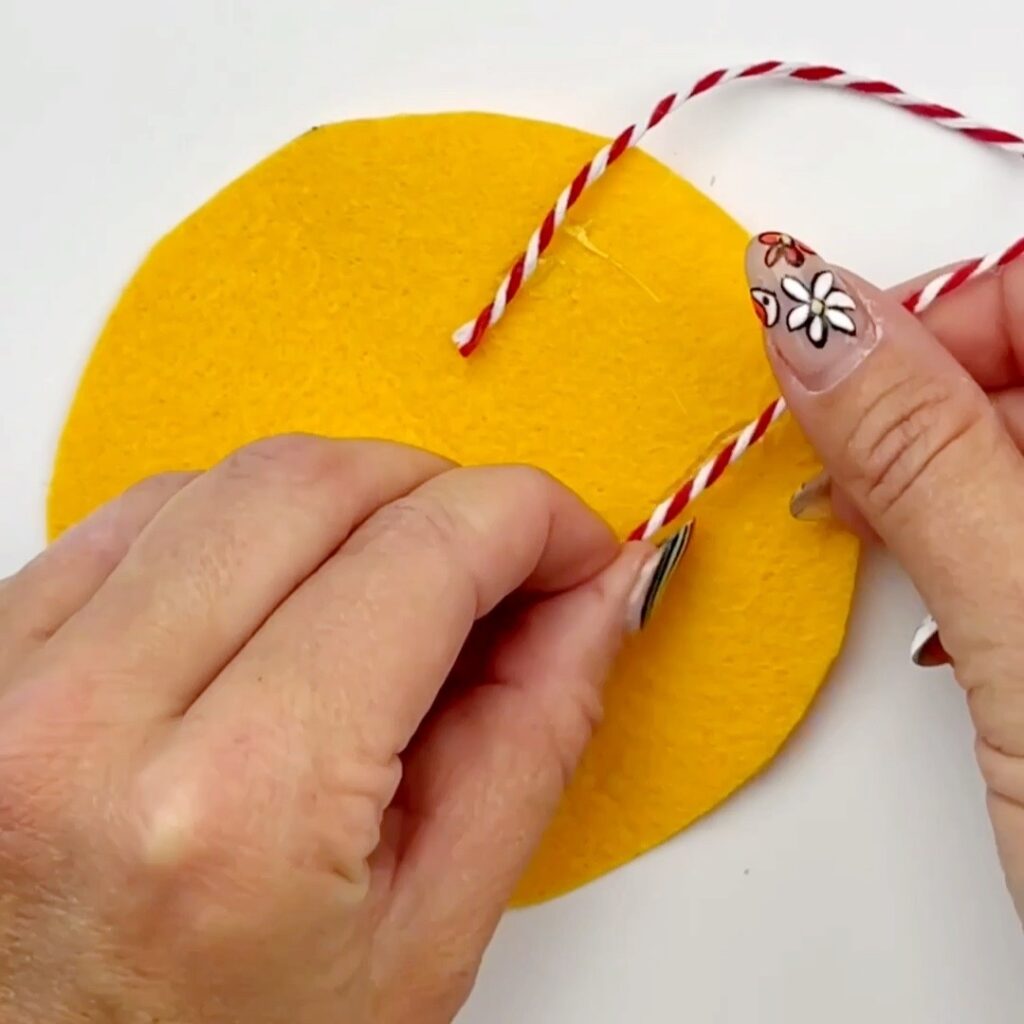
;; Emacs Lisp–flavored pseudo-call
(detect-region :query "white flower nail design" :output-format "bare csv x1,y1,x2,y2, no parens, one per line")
781,271,856,349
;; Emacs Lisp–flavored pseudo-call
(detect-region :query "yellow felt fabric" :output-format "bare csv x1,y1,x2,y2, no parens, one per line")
48,112,859,905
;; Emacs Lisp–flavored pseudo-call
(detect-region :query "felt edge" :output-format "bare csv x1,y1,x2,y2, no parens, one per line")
509,547,861,907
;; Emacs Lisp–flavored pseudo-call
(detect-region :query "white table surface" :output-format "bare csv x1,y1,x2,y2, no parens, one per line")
3,2,1024,1021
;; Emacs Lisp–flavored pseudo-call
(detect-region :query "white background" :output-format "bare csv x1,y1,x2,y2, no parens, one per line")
3,2,1024,1021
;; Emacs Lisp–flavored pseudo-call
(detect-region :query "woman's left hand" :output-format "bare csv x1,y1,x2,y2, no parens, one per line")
0,436,650,1024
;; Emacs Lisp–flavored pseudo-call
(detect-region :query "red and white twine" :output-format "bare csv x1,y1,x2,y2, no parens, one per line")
629,234,1024,540
905,236,1024,311
451,60,1024,540
453,61,1024,357
629,397,789,541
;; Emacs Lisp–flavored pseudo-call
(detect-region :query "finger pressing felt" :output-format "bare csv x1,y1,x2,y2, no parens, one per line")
176,464,618,786
0,471,197,683
33,436,451,720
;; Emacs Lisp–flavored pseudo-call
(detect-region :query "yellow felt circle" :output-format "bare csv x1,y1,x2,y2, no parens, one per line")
49,112,858,905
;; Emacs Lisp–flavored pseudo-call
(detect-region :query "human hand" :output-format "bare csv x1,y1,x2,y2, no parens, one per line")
0,437,658,1023
746,238,1024,921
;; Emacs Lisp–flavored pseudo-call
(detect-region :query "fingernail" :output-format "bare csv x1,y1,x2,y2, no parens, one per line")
746,232,879,393
625,520,694,633
790,471,833,521
910,615,952,668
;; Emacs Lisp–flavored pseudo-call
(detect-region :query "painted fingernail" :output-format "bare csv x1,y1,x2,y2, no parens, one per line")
625,521,694,633
790,471,833,522
746,231,879,393
910,615,952,668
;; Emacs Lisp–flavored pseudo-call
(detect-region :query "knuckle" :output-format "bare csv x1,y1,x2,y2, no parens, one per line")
221,433,347,488
122,470,196,502
843,373,986,519
373,493,464,555
133,778,216,873
130,754,259,881
307,754,401,888
127,742,395,926
499,464,558,507
127,778,268,938
47,473,199,571
129,782,256,941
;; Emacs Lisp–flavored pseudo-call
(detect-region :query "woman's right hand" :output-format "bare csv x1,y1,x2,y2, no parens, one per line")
745,236,1024,921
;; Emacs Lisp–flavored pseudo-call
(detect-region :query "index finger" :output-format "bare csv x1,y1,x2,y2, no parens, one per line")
179,465,618,766
890,256,1024,390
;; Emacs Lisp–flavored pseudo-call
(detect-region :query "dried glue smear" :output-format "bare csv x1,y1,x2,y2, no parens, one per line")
565,224,661,303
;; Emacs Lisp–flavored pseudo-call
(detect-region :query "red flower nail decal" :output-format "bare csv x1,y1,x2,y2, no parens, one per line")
758,231,816,268
750,288,779,327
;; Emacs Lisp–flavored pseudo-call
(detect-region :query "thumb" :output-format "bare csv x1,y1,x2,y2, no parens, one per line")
746,234,1024,683
375,537,688,1015
746,233,1024,913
